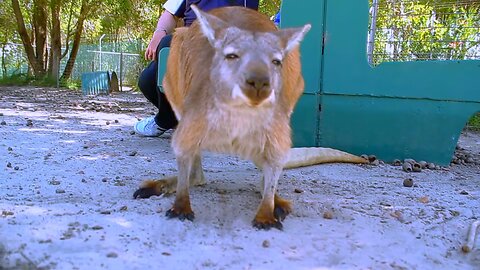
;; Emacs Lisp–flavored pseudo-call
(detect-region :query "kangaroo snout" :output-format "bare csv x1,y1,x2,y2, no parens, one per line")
242,71,273,105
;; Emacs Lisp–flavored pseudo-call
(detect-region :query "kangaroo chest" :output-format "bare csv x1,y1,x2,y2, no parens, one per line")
201,105,274,158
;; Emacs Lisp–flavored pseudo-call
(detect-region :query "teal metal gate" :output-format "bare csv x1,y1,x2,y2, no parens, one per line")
157,0,480,166
283,0,480,165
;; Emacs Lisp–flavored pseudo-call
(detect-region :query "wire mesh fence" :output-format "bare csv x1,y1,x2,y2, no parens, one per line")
368,0,480,65
1,39,144,88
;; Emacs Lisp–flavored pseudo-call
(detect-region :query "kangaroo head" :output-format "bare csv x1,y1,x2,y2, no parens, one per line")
191,5,311,107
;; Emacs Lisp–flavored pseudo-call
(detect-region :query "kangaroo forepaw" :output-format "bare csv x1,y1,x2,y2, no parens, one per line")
166,208,195,221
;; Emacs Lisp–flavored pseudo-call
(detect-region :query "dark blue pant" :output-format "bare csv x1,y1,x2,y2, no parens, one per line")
138,34,178,129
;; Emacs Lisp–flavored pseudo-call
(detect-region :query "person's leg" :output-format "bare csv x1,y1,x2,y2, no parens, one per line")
153,35,178,130
135,35,177,136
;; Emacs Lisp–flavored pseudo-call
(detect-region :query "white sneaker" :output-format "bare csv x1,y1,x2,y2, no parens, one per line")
134,116,168,137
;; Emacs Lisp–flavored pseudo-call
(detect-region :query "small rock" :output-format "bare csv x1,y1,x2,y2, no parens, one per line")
91,225,104,230
459,190,469,195
81,179,87,183
130,131,136,135
402,162,412,172
7,147,12,151
412,162,422,172
392,159,402,166
1,120,6,125
100,210,111,215
14,166,19,171
102,178,108,183
404,158,415,164
418,161,427,169
106,252,118,258
403,178,413,187
119,206,128,211
370,159,380,166
49,179,61,185
114,120,119,124
106,121,110,125
161,252,171,256
0,113,3,116
426,163,436,169
294,188,303,193
56,189,65,194
2,210,14,216
128,151,137,157
262,240,270,248
419,196,429,204
323,211,333,219
26,119,33,127
6,162,12,168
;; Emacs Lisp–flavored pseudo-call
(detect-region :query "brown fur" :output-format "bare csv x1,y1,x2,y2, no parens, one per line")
137,6,311,230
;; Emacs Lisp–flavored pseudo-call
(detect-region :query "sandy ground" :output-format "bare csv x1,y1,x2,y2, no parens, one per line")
0,86,479,270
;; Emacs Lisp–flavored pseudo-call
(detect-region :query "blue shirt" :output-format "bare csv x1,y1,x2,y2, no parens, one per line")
173,0,260,26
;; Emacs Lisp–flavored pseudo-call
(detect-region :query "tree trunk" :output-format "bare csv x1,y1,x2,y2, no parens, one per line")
61,0,90,80
49,0,62,78
11,0,46,77
1,43,7,78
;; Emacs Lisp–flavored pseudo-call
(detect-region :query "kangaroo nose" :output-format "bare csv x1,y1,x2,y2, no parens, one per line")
246,75,270,91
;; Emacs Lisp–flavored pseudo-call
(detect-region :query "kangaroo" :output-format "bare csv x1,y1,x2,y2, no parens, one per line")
133,6,365,230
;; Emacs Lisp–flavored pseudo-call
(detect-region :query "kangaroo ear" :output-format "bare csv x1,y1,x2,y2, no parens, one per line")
275,24,312,53
191,5,229,46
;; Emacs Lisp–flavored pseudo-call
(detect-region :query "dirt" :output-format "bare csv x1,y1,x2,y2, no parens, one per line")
0,86,479,269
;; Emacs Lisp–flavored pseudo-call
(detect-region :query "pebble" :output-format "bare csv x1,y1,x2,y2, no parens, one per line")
1,120,6,125
49,180,61,185
323,211,333,219
14,166,19,170
7,147,12,151
106,252,118,258
56,189,66,194
119,206,128,211
128,151,137,157
26,119,33,127
460,190,469,195
91,225,104,230
403,178,413,187
294,188,303,193
392,159,402,166
6,162,12,168
262,240,270,248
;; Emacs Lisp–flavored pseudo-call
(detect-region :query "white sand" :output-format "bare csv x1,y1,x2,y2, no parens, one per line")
1,86,479,269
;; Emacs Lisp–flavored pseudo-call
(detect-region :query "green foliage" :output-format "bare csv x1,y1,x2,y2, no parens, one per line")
370,0,480,65
259,0,281,17
60,78,81,90
467,113,480,130
0,73,35,86
0,72,79,90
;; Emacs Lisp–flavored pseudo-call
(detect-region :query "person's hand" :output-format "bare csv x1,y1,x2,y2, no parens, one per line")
145,30,166,61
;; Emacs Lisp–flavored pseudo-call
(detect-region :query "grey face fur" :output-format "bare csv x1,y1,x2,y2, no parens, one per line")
191,5,311,107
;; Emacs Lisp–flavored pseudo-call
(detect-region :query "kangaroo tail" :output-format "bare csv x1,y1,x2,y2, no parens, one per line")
284,147,368,169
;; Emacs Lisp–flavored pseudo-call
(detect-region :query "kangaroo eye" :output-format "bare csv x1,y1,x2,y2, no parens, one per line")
272,59,282,66
225,53,239,60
